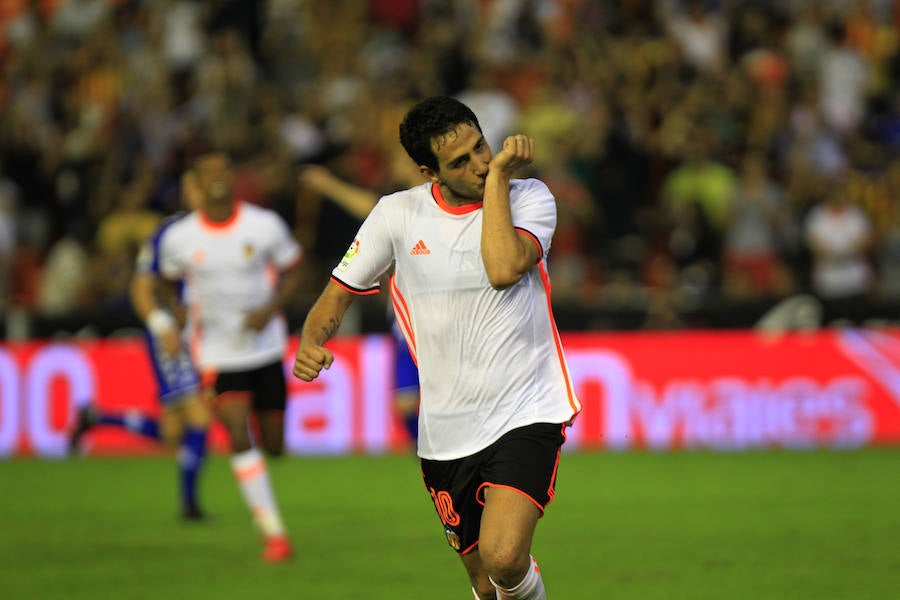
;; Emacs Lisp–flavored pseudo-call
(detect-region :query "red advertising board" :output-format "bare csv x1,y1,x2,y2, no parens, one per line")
562,329,900,450
2,330,899,457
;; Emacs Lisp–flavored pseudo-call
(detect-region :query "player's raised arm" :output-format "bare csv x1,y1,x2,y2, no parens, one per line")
293,281,356,381
298,164,378,221
480,134,540,289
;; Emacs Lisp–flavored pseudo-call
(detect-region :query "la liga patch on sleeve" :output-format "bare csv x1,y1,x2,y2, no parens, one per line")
338,238,361,271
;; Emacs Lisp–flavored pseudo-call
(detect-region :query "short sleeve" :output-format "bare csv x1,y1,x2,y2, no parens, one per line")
135,219,172,275
266,212,302,269
510,178,557,259
158,224,184,281
331,200,395,293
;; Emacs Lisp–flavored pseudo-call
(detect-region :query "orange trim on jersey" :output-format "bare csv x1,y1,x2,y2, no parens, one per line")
431,182,482,215
330,275,380,296
475,482,547,515
234,459,266,482
539,262,582,417
389,274,417,364
514,226,544,261
199,201,241,232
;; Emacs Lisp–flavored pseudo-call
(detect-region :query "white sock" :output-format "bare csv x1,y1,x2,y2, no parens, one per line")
230,447,286,538
490,556,546,600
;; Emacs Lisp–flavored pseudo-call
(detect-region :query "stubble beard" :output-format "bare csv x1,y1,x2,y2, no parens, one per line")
440,177,485,204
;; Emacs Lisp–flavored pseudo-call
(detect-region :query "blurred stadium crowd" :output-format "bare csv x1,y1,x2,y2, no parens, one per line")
1,0,900,337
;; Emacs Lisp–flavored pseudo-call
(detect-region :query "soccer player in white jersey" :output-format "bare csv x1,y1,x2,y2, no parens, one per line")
159,150,303,563
293,97,581,599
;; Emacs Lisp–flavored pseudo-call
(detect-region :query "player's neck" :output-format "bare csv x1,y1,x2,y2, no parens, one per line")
437,183,481,207
203,201,236,222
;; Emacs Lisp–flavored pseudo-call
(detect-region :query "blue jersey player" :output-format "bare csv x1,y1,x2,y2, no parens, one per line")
69,170,211,520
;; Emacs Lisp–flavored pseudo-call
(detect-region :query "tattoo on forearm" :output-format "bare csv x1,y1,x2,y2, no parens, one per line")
320,318,339,339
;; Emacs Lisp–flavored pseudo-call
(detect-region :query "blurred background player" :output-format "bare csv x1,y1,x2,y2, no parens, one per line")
68,169,211,521
158,149,303,563
298,162,421,444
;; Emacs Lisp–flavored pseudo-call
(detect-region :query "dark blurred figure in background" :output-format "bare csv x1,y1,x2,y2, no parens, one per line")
2,0,900,336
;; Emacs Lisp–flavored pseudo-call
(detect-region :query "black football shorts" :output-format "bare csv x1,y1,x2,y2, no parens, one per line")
212,360,287,412
420,422,566,555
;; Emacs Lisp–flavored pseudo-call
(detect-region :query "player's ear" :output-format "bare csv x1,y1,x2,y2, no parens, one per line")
419,165,439,183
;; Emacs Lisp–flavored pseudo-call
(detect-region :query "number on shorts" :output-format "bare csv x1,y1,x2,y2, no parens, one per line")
429,487,460,526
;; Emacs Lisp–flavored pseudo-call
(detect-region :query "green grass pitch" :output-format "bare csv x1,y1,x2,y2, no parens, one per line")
1,448,898,599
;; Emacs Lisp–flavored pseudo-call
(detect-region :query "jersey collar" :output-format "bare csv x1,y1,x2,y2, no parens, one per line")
431,183,482,215
199,201,241,231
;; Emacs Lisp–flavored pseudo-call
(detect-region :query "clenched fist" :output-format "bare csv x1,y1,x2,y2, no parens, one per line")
489,134,535,179
292,344,335,382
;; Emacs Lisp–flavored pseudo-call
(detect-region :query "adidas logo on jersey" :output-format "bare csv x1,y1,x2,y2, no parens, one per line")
410,240,431,255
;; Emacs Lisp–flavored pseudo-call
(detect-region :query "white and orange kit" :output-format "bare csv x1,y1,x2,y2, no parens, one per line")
332,180,581,460
158,202,302,373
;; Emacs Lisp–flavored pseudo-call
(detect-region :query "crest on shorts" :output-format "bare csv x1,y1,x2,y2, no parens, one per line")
444,526,461,551
338,238,361,271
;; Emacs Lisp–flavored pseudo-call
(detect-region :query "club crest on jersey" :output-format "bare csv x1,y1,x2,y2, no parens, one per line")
243,243,255,258
444,526,461,551
410,239,431,255
338,238,361,271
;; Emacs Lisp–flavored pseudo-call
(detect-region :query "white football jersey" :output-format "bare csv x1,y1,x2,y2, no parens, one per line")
159,202,302,372
333,180,581,460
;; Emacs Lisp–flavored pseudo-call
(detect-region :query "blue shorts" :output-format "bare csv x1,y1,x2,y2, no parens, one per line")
393,328,419,392
145,331,199,404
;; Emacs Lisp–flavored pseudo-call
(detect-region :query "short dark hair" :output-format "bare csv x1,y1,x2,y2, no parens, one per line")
399,96,482,172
